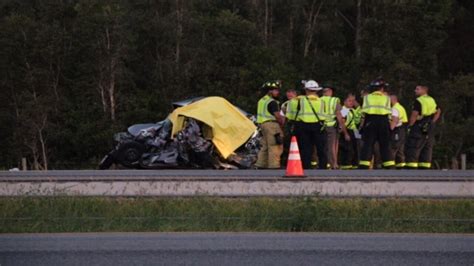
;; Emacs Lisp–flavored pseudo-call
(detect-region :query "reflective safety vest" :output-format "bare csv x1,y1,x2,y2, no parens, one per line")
344,108,357,130
392,102,408,123
281,100,290,115
321,96,340,127
362,91,391,115
285,98,298,121
256,95,277,124
288,95,325,123
416,95,437,119
353,106,362,126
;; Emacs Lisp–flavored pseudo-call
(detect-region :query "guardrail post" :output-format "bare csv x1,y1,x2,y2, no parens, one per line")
21,158,27,171
461,154,466,170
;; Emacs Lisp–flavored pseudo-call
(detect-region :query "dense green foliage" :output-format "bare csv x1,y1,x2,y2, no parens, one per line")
1,197,472,233
1,0,473,169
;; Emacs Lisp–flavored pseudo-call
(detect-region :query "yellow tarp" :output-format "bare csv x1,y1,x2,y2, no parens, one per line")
168,97,257,159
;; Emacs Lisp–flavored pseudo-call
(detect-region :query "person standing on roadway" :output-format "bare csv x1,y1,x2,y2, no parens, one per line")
389,93,408,168
255,81,285,169
281,89,297,116
281,89,298,167
405,85,441,169
339,94,359,169
358,78,395,169
287,80,327,169
353,88,367,163
321,86,350,169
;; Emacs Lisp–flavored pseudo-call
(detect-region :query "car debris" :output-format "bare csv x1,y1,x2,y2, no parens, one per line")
99,97,261,170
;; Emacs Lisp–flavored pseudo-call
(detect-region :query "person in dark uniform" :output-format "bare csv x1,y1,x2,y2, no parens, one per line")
280,89,298,167
405,85,441,169
389,94,408,169
287,80,327,169
339,94,359,169
358,78,395,169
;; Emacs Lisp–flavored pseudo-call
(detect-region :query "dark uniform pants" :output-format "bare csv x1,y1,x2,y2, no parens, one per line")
405,120,435,169
294,122,327,169
339,130,358,169
373,142,382,169
359,115,395,169
280,121,294,168
390,124,407,168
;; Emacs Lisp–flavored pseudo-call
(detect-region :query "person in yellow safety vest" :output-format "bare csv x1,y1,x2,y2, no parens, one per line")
352,103,363,128
405,85,441,169
389,94,408,169
339,94,359,169
255,81,285,169
353,88,368,162
287,80,327,169
358,78,395,169
280,89,298,167
321,86,350,169
281,89,297,116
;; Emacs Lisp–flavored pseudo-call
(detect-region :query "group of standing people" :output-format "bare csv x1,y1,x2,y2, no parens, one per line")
254,78,441,170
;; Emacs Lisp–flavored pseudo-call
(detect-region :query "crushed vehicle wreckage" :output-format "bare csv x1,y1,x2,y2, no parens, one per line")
99,97,261,170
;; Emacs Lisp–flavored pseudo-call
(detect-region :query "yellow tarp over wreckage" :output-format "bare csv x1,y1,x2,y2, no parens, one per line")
168,97,257,159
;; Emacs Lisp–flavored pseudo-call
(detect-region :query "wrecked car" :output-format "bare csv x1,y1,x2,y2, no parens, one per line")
99,97,261,170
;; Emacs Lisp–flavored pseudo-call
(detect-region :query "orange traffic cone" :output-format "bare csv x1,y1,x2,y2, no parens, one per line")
285,136,305,177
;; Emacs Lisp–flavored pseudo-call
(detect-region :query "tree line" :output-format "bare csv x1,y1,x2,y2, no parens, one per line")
0,0,473,169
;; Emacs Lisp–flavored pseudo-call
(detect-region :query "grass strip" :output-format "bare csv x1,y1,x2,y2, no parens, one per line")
0,197,472,233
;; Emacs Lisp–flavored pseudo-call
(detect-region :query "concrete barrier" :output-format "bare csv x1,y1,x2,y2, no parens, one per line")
0,170,473,198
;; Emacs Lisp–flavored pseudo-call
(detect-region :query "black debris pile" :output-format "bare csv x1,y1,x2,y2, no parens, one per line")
99,118,260,170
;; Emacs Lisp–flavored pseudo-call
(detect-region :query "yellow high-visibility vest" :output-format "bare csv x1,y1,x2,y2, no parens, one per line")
281,100,290,115
289,95,325,123
321,96,340,127
344,108,357,130
392,102,408,123
353,106,362,125
286,98,299,121
416,95,437,119
362,91,391,115
256,95,277,124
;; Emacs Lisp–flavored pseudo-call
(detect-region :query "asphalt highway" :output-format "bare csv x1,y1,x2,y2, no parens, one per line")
0,233,472,266
1,169,473,181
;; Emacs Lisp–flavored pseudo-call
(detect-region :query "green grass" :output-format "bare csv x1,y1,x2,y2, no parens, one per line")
0,197,472,233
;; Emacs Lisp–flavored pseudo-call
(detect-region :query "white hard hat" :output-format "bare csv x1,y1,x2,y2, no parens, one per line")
304,80,322,91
